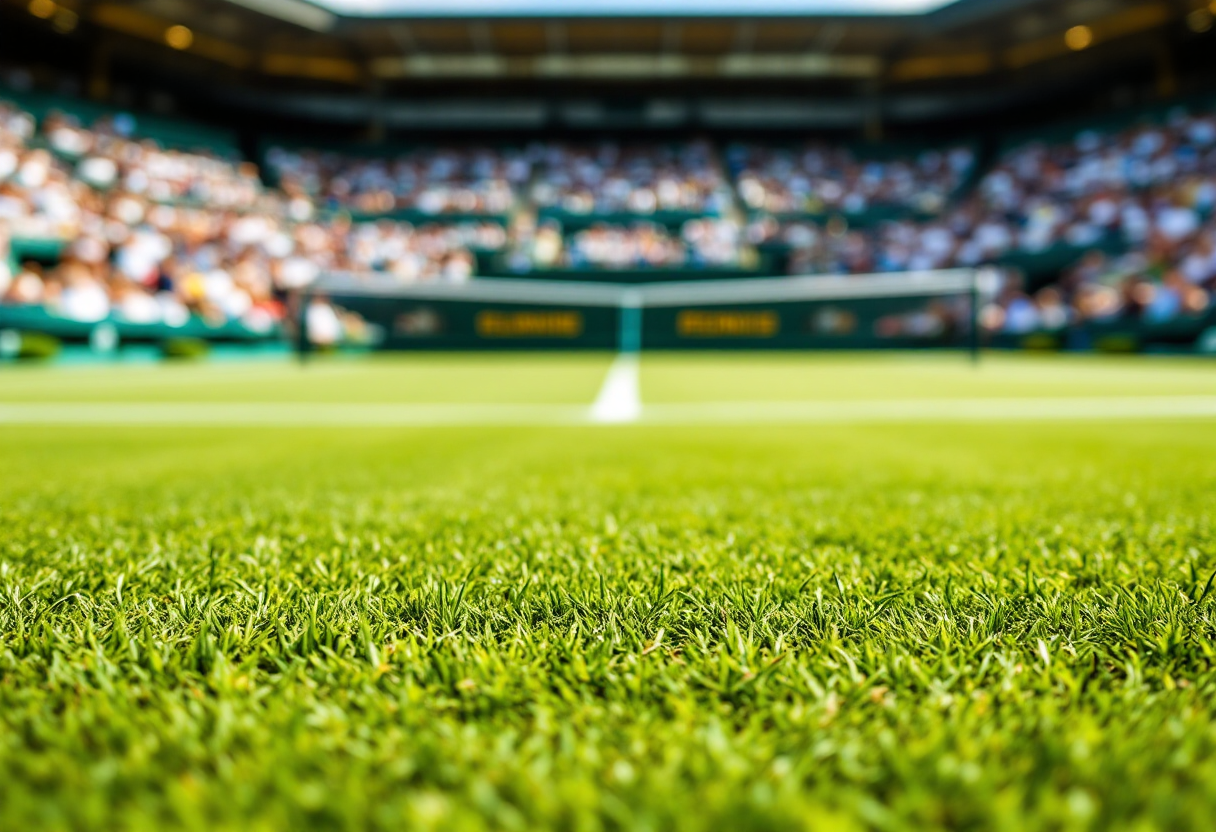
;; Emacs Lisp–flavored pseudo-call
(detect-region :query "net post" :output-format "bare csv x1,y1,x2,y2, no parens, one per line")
619,289,643,355
969,268,981,366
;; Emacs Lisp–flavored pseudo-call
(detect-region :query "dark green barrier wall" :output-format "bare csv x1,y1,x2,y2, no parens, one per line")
323,288,970,352
330,296,621,351
987,309,1216,353
641,296,967,351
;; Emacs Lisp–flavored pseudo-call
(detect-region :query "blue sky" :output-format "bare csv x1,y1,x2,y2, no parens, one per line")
307,0,960,17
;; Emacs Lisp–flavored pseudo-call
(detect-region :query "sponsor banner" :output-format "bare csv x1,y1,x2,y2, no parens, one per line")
323,296,617,350
476,311,584,338
676,310,780,338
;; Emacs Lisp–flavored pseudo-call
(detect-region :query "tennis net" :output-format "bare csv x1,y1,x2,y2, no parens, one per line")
304,269,990,353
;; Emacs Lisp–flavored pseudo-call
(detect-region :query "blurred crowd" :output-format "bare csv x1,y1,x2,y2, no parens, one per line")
727,143,975,217
267,140,737,218
530,141,733,215
746,108,1216,332
4,94,1216,336
0,102,498,330
266,146,530,216
504,216,746,271
974,110,1216,332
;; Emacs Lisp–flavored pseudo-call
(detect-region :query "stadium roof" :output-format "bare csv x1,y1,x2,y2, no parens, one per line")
305,0,961,18
3,0,1205,133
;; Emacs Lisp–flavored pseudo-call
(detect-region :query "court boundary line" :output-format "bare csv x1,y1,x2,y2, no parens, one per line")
2,396,1216,426
589,354,642,424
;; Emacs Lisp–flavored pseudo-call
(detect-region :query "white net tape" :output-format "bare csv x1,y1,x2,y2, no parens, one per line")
315,269,983,309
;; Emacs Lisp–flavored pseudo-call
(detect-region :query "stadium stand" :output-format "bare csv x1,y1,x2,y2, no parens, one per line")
3,77,1216,353
265,145,530,218
530,140,733,217
728,142,976,218
0,97,497,348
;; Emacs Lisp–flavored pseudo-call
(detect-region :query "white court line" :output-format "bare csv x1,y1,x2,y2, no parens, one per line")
589,353,642,424
1,396,1216,426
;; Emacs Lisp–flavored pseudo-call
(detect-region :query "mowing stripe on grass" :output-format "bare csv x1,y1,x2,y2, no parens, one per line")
2,396,1216,426
0,403,590,426
640,396,1216,424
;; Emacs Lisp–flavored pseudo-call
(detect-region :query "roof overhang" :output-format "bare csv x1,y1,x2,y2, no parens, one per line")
300,0,961,19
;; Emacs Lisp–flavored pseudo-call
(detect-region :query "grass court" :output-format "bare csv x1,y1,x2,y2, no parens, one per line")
2,353,1216,830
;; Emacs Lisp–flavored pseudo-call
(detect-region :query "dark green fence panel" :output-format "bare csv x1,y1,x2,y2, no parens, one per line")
641,295,968,351
328,295,621,351
315,272,981,353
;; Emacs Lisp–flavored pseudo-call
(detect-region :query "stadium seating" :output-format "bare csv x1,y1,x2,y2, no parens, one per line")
727,141,976,219
3,84,1215,353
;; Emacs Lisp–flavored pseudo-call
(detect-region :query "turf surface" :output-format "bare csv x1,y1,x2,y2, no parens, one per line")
2,354,1216,831
640,352,1216,402
5,352,1216,405
0,354,613,403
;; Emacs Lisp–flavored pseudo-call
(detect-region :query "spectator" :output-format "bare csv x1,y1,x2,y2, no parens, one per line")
729,143,974,216
531,141,732,216
1,99,492,334
266,146,529,216
305,295,343,347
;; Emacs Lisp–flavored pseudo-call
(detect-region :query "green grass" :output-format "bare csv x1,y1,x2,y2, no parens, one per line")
639,352,1216,402
2,354,1216,831
6,352,1216,405
0,353,612,403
